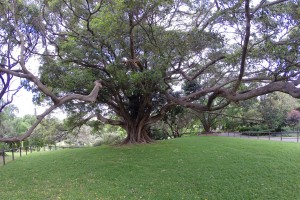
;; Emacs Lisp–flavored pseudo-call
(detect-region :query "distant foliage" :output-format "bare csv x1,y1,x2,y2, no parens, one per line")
286,109,300,129
93,132,124,146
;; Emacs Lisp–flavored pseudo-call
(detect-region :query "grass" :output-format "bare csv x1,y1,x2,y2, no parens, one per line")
0,136,300,200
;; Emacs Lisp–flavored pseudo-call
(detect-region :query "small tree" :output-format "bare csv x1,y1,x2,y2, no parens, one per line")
159,106,196,138
286,109,300,130
259,92,297,132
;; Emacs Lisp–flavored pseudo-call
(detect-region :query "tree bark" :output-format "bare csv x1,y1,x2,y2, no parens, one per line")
122,120,152,144
202,122,212,133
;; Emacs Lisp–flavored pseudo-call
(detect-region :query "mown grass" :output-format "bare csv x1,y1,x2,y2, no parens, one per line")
0,136,300,200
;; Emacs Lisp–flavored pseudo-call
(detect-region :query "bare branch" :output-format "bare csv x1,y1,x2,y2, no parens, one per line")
177,56,226,81
251,0,289,15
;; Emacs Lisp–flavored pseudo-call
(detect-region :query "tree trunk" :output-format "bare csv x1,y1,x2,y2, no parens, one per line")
199,113,213,134
203,123,211,133
122,121,152,144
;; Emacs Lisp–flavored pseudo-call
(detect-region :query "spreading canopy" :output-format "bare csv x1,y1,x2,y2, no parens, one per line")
0,0,299,143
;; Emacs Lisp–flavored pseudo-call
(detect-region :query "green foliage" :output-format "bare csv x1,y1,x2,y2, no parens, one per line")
92,132,124,146
30,117,66,146
219,105,244,131
286,109,300,129
0,142,9,151
149,127,169,140
258,92,297,131
0,106,35,139
239,125,270,135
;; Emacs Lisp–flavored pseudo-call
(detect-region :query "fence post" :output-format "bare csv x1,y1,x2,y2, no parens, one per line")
12,148,14,161
257,132,259,140
268,132,270,140
26,147,28,155
280,132,283,141
2,149,5,166
297,131,299,143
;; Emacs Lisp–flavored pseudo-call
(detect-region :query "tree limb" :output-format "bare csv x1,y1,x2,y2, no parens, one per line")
234,0,251,91
177,56,226,81
222,80,300,101
251,0,289,15
96,113,125,126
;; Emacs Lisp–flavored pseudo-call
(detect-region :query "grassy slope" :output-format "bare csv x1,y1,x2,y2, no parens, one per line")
0,136,300,200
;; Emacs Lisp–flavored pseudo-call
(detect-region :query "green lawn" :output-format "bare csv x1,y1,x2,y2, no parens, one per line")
0,136,300,200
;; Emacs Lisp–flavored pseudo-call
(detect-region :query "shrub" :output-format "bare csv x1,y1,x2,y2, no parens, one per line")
93,132,124,146
149,128,169,140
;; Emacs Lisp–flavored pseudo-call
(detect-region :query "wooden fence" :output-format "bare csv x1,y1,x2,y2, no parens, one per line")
220,131,300,142
1,145,83,166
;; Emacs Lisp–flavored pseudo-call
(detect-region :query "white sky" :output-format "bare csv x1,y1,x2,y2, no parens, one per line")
13,86,66,119
11,56,40,117
13,88,37,116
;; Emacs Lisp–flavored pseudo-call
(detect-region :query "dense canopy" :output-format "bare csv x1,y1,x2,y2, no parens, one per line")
0,0,299,143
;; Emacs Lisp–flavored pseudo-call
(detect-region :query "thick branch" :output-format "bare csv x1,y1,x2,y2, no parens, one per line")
148,102,175,124
97,113,125,126
129,11,135,59
222,80,300,101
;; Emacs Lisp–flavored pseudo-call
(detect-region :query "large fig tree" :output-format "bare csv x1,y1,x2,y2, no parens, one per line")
0,0,299,144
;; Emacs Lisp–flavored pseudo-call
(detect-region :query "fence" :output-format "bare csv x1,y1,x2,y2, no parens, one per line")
218,131,300,142
1,145,83,166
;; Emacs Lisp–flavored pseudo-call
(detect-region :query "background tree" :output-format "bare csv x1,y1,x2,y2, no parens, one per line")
286,109,300,130
156,106,196,139
0,104,19,138
0,0,300,144
0,105,35,147
258,92,297,131
28,117,67,147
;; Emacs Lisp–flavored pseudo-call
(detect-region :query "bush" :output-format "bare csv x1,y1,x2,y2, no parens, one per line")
0,142,9,156
93,132,124,146
239,124,273,136
149,128,169,140
239,125,268,133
